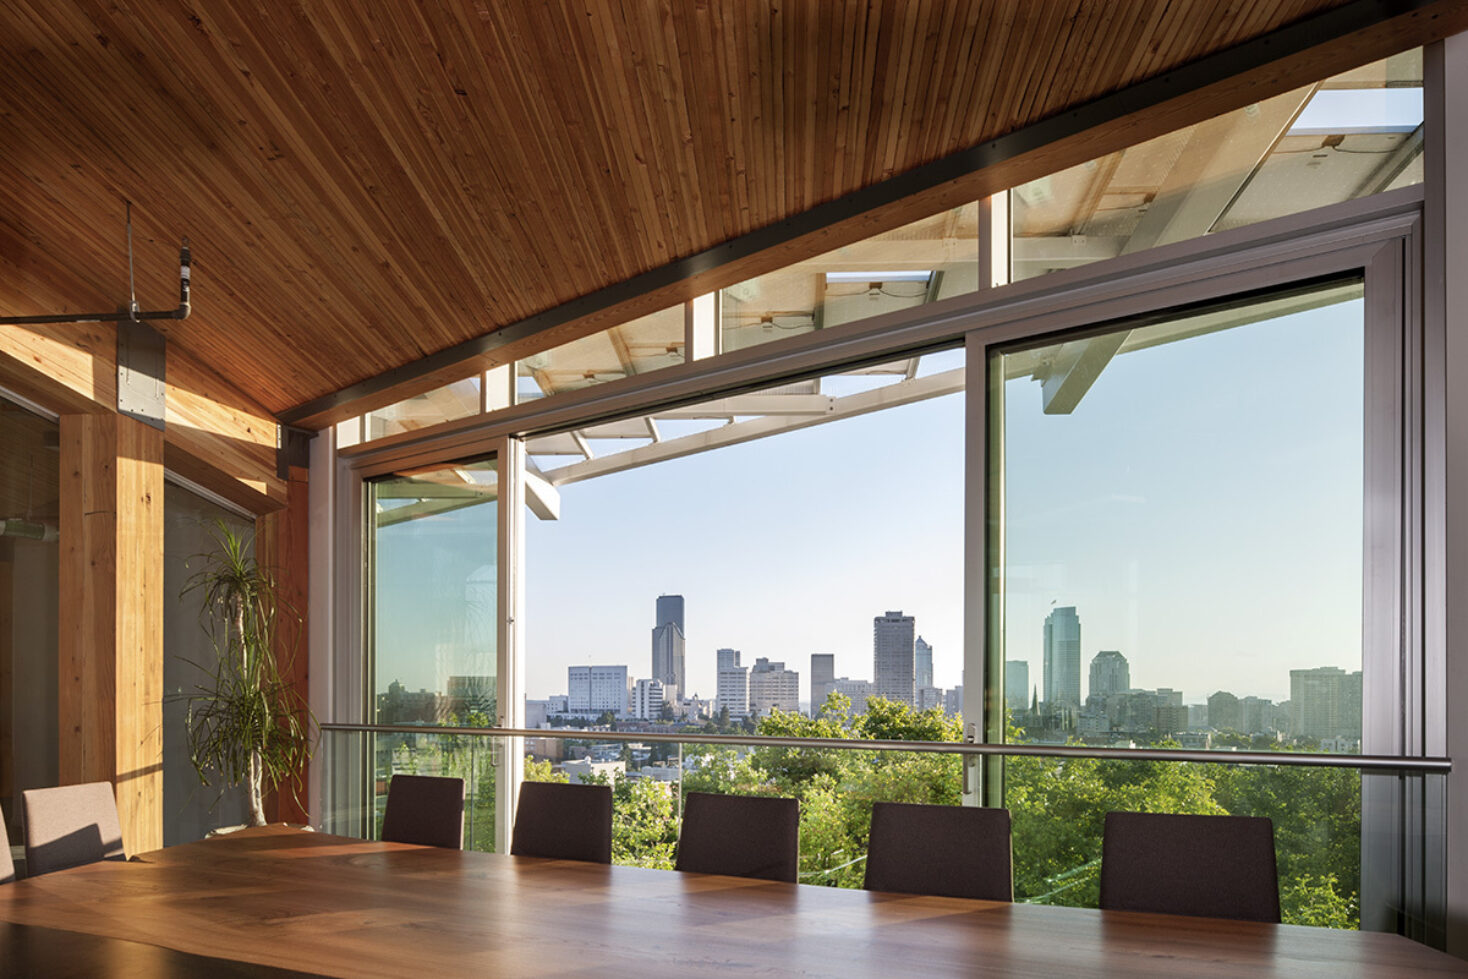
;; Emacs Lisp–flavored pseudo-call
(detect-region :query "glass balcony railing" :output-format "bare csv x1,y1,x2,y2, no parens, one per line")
318,724,1445,931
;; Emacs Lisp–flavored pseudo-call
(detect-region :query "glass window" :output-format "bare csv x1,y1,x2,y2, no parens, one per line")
516,305,686,400
1010,51,1422,280
0,396,59,853
366,377,482,441
721,205,980,354
989,281,1368,926
368,457,499,726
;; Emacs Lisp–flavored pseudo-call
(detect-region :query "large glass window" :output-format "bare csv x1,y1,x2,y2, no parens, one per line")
988,282,1369,925
365,456,499,848
0,395,59,855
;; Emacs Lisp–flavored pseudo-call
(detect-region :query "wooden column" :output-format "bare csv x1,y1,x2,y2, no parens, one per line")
257,464,309,824
58,414,163,856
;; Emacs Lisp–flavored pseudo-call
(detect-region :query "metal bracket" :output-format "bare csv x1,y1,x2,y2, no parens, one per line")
277,423,317,478
117,318,166,430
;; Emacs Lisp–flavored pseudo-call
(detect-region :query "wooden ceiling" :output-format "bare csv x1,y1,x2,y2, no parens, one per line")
1,1,1464,427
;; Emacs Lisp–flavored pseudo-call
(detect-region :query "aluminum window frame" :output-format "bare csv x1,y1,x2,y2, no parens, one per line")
324,184,1440,932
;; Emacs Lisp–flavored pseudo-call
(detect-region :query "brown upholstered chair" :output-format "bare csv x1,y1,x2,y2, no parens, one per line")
1100,810,1280,922
380,774,465,849
1,804,15,884
862,801,1012,901
510,781,613,863
21,782,127,878
674,791,799,883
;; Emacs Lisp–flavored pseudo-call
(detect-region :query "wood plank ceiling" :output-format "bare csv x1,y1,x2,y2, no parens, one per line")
0,1,1458,424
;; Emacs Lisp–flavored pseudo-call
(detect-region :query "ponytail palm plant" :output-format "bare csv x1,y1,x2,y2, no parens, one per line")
182,524,314,826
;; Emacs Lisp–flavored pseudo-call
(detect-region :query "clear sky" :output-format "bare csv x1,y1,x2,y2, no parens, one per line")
378,292,1365,713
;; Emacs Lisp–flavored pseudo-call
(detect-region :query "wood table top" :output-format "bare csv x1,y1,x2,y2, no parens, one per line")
0,826,1462,978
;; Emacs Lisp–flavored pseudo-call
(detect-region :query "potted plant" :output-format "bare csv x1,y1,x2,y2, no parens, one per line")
181,523,314,827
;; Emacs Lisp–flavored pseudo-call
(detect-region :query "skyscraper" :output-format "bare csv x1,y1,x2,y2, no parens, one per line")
810,653,836,714
1290,666,1363,740
748,658,800,716
915,636,933,690
1087,649,1129,703
651,594,686,699
1043,606,1082,707
716,647,740,670
873,610,916,707
1004,661,1029,711
715,648,748,717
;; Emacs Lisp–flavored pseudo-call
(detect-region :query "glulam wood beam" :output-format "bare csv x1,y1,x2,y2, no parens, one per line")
58,413,163,857
255,464,310,825
0,325,285,514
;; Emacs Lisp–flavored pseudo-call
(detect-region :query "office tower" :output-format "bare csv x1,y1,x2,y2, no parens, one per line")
631,678,665,720
1291,667,1363,740
651,594,686,698
748,658,800,716
917,686,944,711
1043,606,1082,707
1087,650,1129,703
873,610,916,706
915,637,933,690
1208,690,1242,731
1241,696,1275,734
810,653,836,713
1004,661,1029,711
834,678,873,715
716,647,741,670
568,665,630,716
716,663,749,717
1154,703,1190,734
944,686,963,717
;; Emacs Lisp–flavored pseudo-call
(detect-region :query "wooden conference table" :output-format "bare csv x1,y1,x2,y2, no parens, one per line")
0,826,1463,977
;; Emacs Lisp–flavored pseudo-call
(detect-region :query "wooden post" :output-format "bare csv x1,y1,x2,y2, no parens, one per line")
257,464,309,824
58,413,163,856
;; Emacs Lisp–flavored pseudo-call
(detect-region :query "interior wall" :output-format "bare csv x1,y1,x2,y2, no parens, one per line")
162,481,252,845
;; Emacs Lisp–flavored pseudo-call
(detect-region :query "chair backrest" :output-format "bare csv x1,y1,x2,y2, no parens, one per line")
675,791,799,883
1,803,14,884
380,774,465,849
863,801,1012,901
1100,811,1280,922
510,781,613,863
21,782,126,877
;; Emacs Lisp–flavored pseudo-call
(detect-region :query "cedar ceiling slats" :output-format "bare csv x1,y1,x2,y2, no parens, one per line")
0,0,1441,418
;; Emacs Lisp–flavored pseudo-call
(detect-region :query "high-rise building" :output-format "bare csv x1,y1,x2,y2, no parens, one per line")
915,637,933,690
651,594,686,699
1241,696,1275,734
716,647,740,670
631,678,665,720
1043,606,1082,707
917,685,945,711
873,610,916,706
748,658,799,716
810,653,836,713
568,665,629,716
944,686,963,717
833,678,873,715
1004,661,1029,711
716,663,749,717
1087,650,1129,703
1208,690,1242,731
1291,667,1363,740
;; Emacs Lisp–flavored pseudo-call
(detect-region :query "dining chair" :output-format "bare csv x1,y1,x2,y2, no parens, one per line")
674,791,799,883
509,781,613,863
380,774,466,849
1100,810,1281,922
863,801,1013,901
1,803,15,884
21,782,127,877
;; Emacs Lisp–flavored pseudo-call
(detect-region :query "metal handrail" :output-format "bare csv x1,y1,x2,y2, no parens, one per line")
320,722,1452,774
